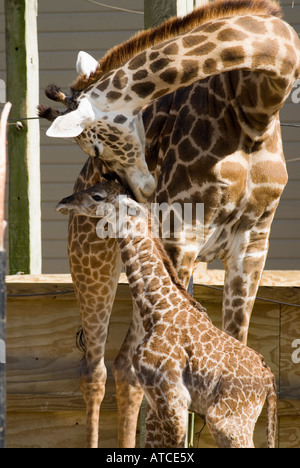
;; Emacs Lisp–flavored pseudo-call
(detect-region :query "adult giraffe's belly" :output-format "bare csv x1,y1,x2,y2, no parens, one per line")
196,159,287,263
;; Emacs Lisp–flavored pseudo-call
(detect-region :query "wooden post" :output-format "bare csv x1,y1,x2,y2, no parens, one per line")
0,102,11,449
144,0,209,27
5,0,41,275
0,250,5,449
144,0,177,29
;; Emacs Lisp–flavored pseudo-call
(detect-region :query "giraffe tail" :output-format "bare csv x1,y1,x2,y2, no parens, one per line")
266,374,277,448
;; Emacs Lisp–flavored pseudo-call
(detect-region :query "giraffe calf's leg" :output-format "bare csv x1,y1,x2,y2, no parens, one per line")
206,408,255,448
144,407,164,448
140,380,189,448
155,400,188,448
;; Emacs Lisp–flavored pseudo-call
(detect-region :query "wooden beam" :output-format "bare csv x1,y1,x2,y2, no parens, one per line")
0,102,11,449
5,0,41,275
0,250,5,449
144,0,177,29
0,103,11,251
194,0,210,7
177,0,194,17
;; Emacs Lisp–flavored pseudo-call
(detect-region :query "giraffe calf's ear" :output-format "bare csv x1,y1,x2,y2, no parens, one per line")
46,98,95,138
76,51,99,77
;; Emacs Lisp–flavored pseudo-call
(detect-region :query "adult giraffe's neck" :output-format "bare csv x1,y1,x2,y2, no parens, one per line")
87,14,300,116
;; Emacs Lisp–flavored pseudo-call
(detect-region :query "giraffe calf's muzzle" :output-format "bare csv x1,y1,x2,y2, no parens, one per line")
56,195,76,215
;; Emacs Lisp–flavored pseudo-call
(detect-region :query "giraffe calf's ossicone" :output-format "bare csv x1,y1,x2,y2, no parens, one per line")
57,181,277,448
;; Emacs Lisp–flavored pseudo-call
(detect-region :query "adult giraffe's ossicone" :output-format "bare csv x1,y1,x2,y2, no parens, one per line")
39,0,300,448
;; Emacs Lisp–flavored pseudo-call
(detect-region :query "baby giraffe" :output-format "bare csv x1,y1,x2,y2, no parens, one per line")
57,181,277,448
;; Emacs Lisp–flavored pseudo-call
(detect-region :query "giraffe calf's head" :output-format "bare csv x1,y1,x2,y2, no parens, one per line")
56,181,147,237
56,181,124,216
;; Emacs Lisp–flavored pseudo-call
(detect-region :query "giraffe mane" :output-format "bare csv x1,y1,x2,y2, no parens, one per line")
151,233,209,317
71,0,282,92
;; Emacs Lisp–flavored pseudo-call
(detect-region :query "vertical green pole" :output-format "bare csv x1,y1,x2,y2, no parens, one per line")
5,0,41,275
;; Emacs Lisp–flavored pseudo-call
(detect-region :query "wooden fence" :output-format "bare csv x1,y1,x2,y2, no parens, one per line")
5,270,300,448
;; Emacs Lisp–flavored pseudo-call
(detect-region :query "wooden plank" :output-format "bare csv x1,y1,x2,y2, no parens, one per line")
0,100,11,449
38,12,144,32
276,201,300,220
280,303,300,400
41,164,84,183
40,259,70,275
265,259,300,270
284,142,300,165
282,126,300,143
280,102,300,122
278,416,300,448
192,269,300,287
281,181,300,200
268,239,300,258
42,240,70,258
5,270,300,288
269,220,300,239
38,31,141,52
6,411,86,449
37,0,143,14
6,274,73,284
42,183,76,202
41,220,68,239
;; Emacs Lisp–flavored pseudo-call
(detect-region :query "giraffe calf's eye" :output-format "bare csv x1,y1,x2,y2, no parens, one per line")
92,194,104,202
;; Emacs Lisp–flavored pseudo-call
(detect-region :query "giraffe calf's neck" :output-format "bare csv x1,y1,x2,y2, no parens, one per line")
57,181,277,448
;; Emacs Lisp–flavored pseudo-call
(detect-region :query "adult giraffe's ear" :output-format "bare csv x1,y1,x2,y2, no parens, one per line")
46,98,95,138
76,51,99,77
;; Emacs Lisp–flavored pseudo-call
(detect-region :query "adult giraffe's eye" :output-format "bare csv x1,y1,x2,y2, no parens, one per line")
92,194,103,202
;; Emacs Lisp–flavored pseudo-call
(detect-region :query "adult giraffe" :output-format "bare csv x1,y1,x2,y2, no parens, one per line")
39,0,300,448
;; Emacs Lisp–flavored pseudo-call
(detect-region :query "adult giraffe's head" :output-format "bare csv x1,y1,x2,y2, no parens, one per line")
38,51,155,203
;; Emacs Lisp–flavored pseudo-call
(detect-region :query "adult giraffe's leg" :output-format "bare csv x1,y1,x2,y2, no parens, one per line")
113,302,145,448
222,226,271,344
69,213,122,448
